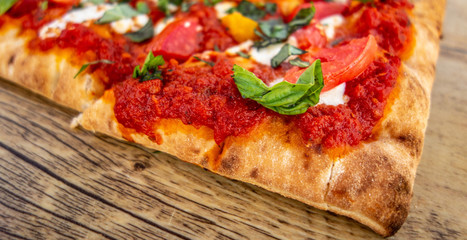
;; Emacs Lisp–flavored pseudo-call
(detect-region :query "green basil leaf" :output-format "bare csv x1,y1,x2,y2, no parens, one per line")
125,19,154,42
288,6,315,33
204,0,222,7
194,56,215,67
133,53,165,82
232,60,323,115
232,0,265,20
236,51,250,59
74,59,114,79
0,0,19,15
232,65,269,99
290,57,310,68
96,3,140,24
260,82,310,107
271,44,306,68
88,0,106,4
136,1,149,14
264,3,277,14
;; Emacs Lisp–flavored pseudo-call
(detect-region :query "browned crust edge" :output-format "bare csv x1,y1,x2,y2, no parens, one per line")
323,0,446,236
0,28,104,111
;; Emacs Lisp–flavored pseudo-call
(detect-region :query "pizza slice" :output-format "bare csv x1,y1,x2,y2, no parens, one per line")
0,0,445,237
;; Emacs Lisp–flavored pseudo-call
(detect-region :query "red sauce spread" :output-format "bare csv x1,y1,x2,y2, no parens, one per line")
0,0,414,149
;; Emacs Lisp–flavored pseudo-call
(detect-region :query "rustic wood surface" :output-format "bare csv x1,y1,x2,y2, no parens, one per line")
1,1,466,239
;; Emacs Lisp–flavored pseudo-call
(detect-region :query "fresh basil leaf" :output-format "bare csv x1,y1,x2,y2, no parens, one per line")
96,3,140,24
264,3,277,15
194,56,215,67
125,19,154,42
133,53,165,82
0,0,19,15
236,51,250,59
254,6,314,49
232,60,323,115
88,0,106,4
254,19,288,48
289,57,310,68
136,2,149,14
204,0,221,7
232,65,269,99
288,6,315,33
356,0,374,3
271,44,306,68
74,60,114,79
232,0,265,20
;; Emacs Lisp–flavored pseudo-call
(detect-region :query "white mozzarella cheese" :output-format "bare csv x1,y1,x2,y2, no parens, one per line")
318,82,347,106
154,17,175,35
110,15,149,34
39,4,114,39
249,43,285,66
215,2,236,18
319,14,344,40
225,40,253,55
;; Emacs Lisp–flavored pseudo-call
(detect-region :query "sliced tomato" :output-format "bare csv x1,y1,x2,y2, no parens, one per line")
284,35,378,92
148,17,200,61
286,1,348,23
290,23,327,50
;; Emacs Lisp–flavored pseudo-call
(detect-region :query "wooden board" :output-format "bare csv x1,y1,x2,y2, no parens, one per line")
1,1,466,239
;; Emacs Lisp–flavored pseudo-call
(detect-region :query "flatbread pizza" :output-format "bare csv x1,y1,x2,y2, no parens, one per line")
0,0,445,236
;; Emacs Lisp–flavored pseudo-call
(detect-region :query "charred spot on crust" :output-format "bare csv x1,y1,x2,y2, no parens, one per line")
8,54,15,65
250,168,259,179
220,153,240,174
191,147,200,155
397,133,423,158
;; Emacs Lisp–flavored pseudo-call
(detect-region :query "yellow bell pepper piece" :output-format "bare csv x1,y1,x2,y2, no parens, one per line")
221,12,258,43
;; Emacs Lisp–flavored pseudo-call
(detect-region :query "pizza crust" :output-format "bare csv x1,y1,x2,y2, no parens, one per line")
0,27,104,111
324,0,446,236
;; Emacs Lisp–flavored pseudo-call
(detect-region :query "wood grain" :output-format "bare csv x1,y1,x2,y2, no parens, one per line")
1,1,466,239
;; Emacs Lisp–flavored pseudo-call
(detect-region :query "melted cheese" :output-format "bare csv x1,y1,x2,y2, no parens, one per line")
39,4,113,39
249,43,285,66
39,4,149,38
215,2,236,19
318,82,347,106
320,14,344,40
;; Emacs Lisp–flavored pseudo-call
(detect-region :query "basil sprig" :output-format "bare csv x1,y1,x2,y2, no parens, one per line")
96,3,140,24
232,60,324,115
133,53,165,82
271,44,307,68
0,0,19,15
124,19,154,42
254,6,315,48
74,59,114,79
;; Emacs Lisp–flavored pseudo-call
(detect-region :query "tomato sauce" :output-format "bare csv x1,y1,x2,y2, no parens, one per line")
1,0,414,148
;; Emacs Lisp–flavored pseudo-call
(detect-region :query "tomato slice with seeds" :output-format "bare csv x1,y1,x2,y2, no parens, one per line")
284,35,378,92
286,1,348,23
148,17,200,61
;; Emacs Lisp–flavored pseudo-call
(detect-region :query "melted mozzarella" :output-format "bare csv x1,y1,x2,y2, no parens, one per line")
39,4,113,38
154,17,175,35
318,82,347,106
249,43,285,66
225,40,253,55
215,2,236,18
110,15,149,34
320,14,344,40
